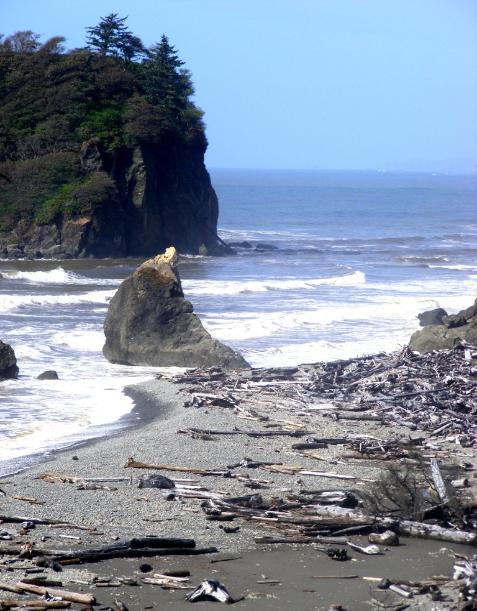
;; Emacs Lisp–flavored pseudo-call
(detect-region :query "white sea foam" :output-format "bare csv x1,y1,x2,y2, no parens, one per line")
244,334,411,368
51,329,105,352
0,375,146,464
201,289,476,344
428,264,477,271
183,270,365,296
0,289,115,313
4,267,120,286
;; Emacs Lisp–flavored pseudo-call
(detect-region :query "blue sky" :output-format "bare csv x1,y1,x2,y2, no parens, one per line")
2,0,476,172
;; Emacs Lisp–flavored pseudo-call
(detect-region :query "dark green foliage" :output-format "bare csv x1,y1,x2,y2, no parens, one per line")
36,172,117,224
86,13,144,65
124,95,165,144
77,105,125,151
0,49,134,160
139,35,202,133
0,16,205,230
0,152,81,230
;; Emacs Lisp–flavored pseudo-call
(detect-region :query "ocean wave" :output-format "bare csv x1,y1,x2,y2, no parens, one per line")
201,297,424,341
201,290,477,343
243,335,410,368
367,275,477,295
0,290,115,313
3,267,120,286
397,255,449,264
183,270,365,296
428,264,477,271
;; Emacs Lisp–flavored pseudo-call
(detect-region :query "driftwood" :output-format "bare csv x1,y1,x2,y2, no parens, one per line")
0,601,70,609
0,582,22,593
179,427,309,438
16,582,94,605
396,519,477,545
10,495,44,506
125,457,228,476
0,515,82,527
201,496,477,545
0,537,218,564
430,458,450,504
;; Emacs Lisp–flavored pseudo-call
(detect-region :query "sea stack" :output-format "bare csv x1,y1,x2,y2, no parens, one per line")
103,247,249,369
409,298,477,352
0,340,18,379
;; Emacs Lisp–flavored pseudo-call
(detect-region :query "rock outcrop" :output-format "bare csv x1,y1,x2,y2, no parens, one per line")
409,299,477,353
0,340,18,379
103,247,248,369
0,36,232,260
0,137,230,259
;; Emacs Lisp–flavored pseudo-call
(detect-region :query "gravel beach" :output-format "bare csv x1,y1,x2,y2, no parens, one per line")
0,369,475,610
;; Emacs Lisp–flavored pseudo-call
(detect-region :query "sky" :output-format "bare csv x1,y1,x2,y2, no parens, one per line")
1,0,476,173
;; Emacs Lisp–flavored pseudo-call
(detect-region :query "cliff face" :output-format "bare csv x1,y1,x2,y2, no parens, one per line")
0,136,228,259
119,136,225,257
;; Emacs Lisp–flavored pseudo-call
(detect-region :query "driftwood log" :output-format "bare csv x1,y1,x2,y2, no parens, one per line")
16,582,94,605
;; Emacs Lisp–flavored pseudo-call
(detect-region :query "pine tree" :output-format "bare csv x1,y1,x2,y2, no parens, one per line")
86,14,144,64
141,35,194,125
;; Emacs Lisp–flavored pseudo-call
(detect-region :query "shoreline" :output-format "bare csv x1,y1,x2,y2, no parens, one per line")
0,376,165,479
0,349,476,609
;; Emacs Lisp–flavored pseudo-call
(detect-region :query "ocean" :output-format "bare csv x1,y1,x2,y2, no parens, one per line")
0,170,476,475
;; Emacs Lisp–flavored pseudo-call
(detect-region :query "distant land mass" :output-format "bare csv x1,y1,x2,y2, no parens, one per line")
0,16,230,259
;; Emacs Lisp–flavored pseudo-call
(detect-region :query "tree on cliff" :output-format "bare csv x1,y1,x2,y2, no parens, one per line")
141,35,195,127
86,13,144,64
0,31,40,53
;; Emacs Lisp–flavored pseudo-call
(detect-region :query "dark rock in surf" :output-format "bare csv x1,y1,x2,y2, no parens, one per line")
0,340,18,379
103,247,249,369
229,241,253,249
410,298,477,353
418,308,447,327
255,242,278,251
37,370,59,380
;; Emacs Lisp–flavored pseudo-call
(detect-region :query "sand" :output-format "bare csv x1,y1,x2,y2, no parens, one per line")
0,375,474,610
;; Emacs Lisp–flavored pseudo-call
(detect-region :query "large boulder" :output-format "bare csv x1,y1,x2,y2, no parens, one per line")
0,340,18,379
410,298,477,353
103,247,249,369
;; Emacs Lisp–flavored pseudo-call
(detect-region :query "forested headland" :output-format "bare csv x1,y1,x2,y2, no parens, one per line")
0,15,225,258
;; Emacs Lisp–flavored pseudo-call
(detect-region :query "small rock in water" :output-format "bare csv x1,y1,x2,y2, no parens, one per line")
418,308,447,327
139,563,153,573
368,530,399,546
36,370,59,380
254,242,278,251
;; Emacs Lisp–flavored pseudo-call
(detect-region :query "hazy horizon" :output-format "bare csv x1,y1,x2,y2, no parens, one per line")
2,0,476,173
209,166,477,176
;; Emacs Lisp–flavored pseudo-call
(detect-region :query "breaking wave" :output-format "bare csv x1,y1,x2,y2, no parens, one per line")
4,267,120,286
183,270,365,296
0,290,115,313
